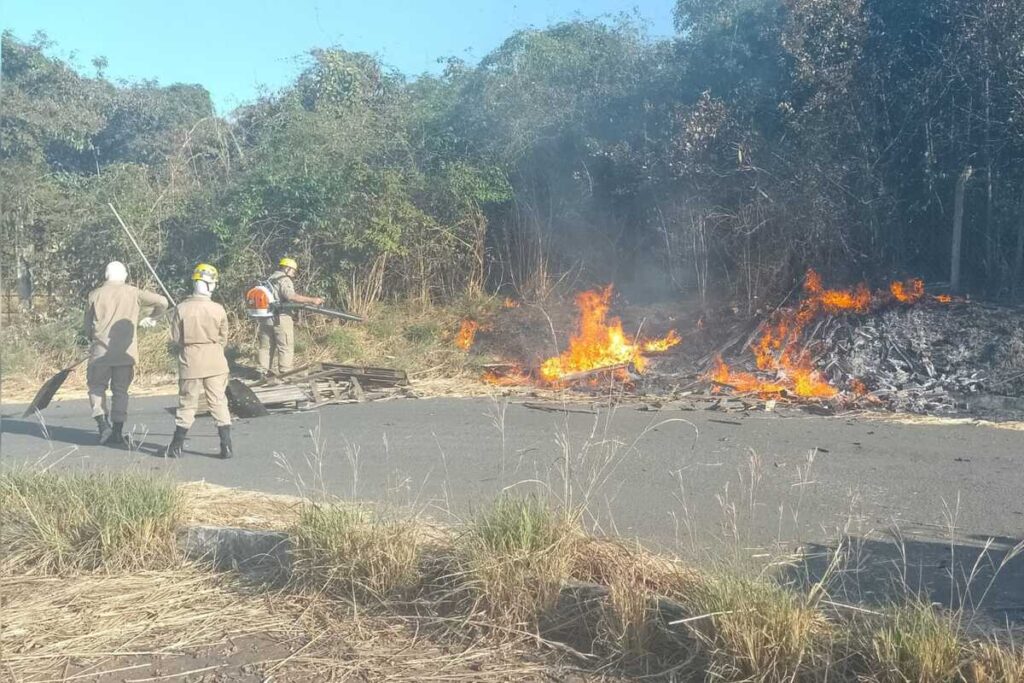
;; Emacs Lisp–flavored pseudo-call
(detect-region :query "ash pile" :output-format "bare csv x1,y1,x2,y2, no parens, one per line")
817,302,1024,416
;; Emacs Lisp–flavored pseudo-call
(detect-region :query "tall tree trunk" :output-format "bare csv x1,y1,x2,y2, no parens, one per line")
1014,191,1024,299
950,166,973,294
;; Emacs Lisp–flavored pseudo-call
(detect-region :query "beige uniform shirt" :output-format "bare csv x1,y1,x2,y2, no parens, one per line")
269,271,297,302
86,283,168,366
169,295,230,379
265,270,297,324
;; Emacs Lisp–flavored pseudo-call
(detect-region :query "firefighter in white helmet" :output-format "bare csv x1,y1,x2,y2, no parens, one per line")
256,257,323,379
85,260,168,446
165,263,233,458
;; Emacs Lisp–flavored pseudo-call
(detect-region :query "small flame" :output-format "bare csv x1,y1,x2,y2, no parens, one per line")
934,294,953,303
850,378,869,396
503,297,521,309
455,319,479,351
482,367,531,386
643,330,682,353
890,279,925,304
710,355,785,395
539,285,680,383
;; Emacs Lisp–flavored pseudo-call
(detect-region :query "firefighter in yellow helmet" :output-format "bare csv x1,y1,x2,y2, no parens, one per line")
165,263,232,458
256,257,324,379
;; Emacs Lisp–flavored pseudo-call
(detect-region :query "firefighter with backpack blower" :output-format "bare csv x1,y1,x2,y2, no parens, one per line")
252,258,323,380
246,258,364,381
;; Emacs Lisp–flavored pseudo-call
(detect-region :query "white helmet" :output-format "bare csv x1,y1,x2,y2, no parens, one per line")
105,261,128,283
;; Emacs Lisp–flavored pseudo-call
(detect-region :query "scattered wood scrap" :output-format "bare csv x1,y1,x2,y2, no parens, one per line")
227,363,412,417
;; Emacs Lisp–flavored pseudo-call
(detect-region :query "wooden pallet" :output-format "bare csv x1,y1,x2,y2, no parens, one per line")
217,362,412,415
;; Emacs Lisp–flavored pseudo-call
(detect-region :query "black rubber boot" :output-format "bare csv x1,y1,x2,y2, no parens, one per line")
165,426,187,458
96,415,110,442
218,425,233,459
106,422,126,447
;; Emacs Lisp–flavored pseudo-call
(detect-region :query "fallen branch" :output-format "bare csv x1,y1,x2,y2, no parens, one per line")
520,402,597,415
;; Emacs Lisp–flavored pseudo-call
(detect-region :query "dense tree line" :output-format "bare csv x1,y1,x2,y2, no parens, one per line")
4,0,1024,318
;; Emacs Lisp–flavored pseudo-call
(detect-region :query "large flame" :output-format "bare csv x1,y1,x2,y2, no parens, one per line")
455,319,479,351
538,285,680,383
712,269,947,399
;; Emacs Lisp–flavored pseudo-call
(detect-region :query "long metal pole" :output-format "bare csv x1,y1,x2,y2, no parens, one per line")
108,202,177,306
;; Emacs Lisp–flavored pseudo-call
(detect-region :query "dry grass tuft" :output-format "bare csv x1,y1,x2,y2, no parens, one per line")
0,469,182,574
964,640,1024,683
681,573,831,681
572,538,701,661
291,503,424,602
866,601,964,683
455,495,580,629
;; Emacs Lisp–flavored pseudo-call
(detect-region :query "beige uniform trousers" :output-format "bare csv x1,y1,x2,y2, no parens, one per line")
87,363,135,423
175,373,231,428
256,315,294,375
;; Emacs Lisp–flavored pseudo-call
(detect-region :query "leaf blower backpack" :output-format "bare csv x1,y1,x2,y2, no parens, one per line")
245,277,281,319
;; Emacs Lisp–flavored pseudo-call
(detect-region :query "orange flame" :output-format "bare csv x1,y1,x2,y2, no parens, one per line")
711,355,785,395
455,319,479,351
539,285,680,383
643,330,683,353
482,367,531,386
890,279,925,304
934,294,953,303
503,297,521,309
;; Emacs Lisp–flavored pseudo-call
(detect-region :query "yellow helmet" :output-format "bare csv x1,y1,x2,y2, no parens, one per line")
279,257,298,272
192,263,219,283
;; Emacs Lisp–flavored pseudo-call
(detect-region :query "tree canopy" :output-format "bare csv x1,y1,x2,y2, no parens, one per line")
4,3,1024,314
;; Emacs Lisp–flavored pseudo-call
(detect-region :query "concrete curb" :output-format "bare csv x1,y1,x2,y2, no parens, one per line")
180,525,291,577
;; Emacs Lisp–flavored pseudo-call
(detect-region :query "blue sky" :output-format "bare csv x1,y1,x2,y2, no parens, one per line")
4,0,676,114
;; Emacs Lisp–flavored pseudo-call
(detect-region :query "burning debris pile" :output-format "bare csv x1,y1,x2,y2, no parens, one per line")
710,270,1024,415
455,270,1023,418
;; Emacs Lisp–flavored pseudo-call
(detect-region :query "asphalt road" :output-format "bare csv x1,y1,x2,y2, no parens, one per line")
3,395,1022,625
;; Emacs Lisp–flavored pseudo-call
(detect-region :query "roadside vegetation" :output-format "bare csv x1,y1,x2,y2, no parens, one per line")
3,469,1022,681
1,296,503,399
7,0,1024,349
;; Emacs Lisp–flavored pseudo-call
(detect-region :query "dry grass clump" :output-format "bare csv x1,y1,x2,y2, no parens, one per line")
455,495,580,628
571,538,702,662
0,469,182,574
680,573,831,681
291,502,424,601
865,601,964,683
963,640,1024,683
